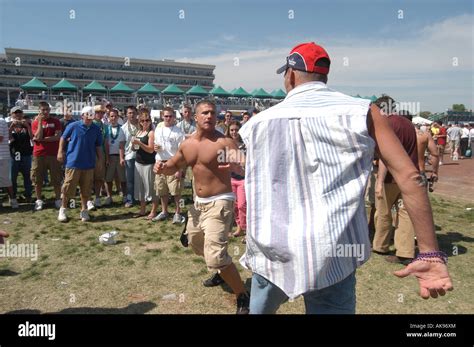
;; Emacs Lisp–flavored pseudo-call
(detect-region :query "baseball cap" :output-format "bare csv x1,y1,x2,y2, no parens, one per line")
276,42,330,75
10,106,23,114
81,106,95,119
94,104,106,113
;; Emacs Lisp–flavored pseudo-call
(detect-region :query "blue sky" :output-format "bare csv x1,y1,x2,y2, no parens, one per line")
0,0,472,112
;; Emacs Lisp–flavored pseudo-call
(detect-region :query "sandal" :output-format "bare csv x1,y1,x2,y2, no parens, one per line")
232,228,246,237
146,213,157,220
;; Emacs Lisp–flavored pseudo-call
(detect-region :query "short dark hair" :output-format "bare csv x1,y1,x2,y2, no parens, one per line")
182,104,192,112
438,120,443,126
39,101,50,109
126,105,137,113
195,100,216,114
398,110,413,121
374,95,397,114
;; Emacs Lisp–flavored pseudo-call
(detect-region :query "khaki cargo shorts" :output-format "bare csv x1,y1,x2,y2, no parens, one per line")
31,155,62,187
155,173,184,197
62,168,94,201
187,199,234,271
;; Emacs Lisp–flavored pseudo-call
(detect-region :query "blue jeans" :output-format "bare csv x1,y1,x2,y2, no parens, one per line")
10,154,32,198
250,271,356,314
125,159,135,202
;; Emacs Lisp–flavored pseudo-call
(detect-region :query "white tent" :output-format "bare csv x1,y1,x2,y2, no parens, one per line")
412,116,432,125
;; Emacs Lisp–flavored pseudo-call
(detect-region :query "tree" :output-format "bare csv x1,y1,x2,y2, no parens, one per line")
452,104,466,112
419,111,432,118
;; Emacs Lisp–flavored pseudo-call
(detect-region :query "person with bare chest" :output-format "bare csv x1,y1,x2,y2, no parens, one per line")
154,100,250,314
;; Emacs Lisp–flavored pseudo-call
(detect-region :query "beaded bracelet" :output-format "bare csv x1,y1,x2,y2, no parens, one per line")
410,251,448,265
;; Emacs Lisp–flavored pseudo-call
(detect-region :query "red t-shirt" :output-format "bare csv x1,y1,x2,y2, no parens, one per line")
437,127,447,146
31,117,61,156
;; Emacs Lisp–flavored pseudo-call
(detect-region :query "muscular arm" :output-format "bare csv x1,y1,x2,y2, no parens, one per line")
427,134,439,175
368,104,438,253
154,143,187,176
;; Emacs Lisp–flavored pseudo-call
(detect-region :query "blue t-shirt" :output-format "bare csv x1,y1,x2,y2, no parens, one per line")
62,121,103,169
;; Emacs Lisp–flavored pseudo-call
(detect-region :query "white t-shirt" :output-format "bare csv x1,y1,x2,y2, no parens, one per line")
122,121,139,160
461,128,469,139
154,125,185,161
107,125,126,155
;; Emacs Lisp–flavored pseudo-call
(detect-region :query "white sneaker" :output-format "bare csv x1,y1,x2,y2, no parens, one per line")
87,200,96,211
10,198,19,209
58,207,68,222
55,199,62,209
104,196,112,206
172,213,185,224
34,199,44,211
80,210,90,222
94,197,102,208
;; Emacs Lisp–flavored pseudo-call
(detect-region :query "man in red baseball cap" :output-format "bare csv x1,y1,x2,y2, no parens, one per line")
239,41,453,314
276,42,331,75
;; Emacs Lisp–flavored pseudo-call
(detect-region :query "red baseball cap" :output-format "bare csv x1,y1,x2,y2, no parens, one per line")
276,42,331,75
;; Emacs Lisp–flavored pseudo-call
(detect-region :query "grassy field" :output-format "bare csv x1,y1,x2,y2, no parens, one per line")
0,186,472,314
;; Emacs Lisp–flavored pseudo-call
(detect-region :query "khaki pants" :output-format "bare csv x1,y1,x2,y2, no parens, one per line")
187,199,234,271
373,183,415,258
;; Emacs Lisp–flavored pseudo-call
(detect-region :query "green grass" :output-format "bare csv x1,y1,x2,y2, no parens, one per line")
0,188,472,314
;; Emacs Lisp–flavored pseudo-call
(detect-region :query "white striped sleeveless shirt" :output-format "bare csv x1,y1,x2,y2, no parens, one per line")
239,81,375,298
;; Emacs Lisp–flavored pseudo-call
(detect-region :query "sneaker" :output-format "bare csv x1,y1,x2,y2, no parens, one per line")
203,273,225,287
55,199,62,209
94,197,102,208
34,199,44,211
80,210,90,222
104,196,113,206
172,213,185,224
10,198,19,209
236,292,250,315
58,207,68,222
87,200,96,211
124,201,133,208
152,212,169,222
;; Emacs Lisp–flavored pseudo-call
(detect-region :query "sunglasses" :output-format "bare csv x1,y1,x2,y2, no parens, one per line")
140,119,151,123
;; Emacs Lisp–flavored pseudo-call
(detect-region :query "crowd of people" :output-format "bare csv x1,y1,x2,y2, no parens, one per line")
0,41,457,315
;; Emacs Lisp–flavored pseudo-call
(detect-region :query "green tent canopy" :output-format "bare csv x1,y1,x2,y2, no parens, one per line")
186,85,209,96
83,80,107,93
161,84,185,95
209,85,231,97
51,78,78,92
20,77,48,91
110,81,134,94
271,89,287,99
252,88,272,99
232,87,252,98
137,83,160,95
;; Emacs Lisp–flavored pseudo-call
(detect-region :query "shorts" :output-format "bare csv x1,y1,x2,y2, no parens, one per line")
62,168,94,201
450,139,460,149
94,154,105,181
0,158,12,187
187,199,234,270
105,155,126,182
155,173,184,197
31,155,62,187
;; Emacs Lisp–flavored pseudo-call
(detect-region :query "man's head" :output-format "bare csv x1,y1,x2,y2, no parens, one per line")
94,104,106,121
81,106,95,126
195,100,217,132
277,42,331,93
374,95,397,116
438,120,443,126
126,105,138,123
241,111,250,123
39,101,50,118
105,101,113,112
10,107,24,121
224,111,233,123
162,106,176,127
181,105,193,121
398,110,413,121
251,108,260,117
109,109,120,126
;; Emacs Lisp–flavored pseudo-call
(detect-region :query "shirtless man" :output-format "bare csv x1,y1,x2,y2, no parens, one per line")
154,100,250,314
